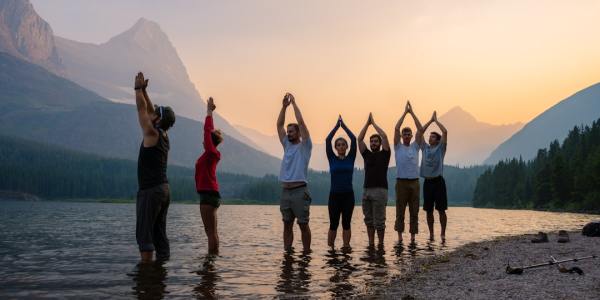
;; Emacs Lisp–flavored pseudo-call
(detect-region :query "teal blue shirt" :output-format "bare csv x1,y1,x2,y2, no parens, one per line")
420,142,447,178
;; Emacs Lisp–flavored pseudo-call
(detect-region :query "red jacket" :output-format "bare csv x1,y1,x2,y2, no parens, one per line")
195,115,220,192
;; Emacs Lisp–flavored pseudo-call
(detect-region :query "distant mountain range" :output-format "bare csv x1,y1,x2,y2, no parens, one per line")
0,51,280,176
485,82,600,164
54,18,261,150
0,1,280,176
437,107,522,166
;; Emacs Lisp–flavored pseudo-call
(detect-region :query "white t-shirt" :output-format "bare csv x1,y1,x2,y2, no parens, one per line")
395,142,420,179
279,137,312,183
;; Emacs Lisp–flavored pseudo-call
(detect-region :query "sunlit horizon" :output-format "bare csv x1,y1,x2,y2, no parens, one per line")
31,0,600,137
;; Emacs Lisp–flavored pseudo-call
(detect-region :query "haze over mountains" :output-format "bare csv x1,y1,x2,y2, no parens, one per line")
0,1,280,176
54,18,260,149
0,52,281,176
0,0,63,74
485,82,600,164
437,107,522,166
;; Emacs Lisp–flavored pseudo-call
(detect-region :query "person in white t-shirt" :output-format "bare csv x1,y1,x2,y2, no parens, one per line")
276,93,313,252
393,101,424,244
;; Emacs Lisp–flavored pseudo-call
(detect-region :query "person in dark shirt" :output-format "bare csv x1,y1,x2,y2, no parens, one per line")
325,115,357,249
357,113,391,248
195,97,223,254
134,72,176,263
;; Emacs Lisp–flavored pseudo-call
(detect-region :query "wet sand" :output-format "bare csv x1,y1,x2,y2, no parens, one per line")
374,231,600,300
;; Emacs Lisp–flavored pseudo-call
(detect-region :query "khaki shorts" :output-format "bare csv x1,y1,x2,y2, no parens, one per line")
280,186,311,224
362,187,388,230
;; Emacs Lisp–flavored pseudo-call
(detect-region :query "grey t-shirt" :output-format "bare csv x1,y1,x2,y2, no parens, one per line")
279,137,312,183
420,142,447,178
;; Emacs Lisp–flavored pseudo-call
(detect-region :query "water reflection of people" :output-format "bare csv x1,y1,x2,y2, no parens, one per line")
325,248,357,298
193,255,221,299
130,260,168,299
275,250,312,296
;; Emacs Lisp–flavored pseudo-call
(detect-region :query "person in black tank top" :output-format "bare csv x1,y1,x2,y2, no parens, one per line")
134,72,176,263
138,128,170,190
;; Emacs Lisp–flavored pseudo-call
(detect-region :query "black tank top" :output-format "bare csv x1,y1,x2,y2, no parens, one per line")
138,129,170,190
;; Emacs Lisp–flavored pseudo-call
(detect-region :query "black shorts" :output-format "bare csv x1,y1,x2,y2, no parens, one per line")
328,191,355,230
198,190,221,208
423,176,447,212
136,183,170,259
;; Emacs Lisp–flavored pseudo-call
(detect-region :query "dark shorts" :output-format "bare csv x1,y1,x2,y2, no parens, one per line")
423,176,448,212
136,183,170,259
328,191,355,231
199,191,221,208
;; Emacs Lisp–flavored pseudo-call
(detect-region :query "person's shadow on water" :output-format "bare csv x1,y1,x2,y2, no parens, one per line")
130,260,168,300
359,246,388,294
325,248,357,298
193,254,221,299
275,249,312,296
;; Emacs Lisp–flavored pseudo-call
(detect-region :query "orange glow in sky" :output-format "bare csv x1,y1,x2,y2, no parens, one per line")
32,0,600,137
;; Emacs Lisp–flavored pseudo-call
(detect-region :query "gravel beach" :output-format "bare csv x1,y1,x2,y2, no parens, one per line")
374,231,600,300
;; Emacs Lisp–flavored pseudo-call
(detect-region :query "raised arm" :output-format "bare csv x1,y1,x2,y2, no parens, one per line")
371,115,390,151
325,117,341,159
340,117,357,158
394,107,408,146
204,97,217,154
417,112,435,147
433,111,448,144
141,78,155,115
406,101,424,144
276,94,290,146
289,93,310,141
357,114,371,154
134,72,158,144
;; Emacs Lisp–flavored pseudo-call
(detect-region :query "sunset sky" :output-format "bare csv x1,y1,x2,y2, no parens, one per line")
31,0,600,137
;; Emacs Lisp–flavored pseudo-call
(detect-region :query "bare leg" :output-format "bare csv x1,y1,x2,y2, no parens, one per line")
367,226,375,247
283,221,294,251
299,223,311,252
342,229,351,248
328,229,336,248
426,211,435,241
200,205,219,254
140,251,153,263
439,210,447,242
376,229,385,247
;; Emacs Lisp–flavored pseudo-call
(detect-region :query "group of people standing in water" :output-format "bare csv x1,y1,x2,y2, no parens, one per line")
133,72,448,262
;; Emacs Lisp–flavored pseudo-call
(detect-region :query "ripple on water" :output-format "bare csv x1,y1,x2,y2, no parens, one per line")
1,201,598,298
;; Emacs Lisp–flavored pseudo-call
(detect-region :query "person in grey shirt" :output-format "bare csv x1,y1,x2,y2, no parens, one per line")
417,111,448,242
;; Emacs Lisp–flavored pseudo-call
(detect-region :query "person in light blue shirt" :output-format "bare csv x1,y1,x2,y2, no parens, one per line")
417,111,448,242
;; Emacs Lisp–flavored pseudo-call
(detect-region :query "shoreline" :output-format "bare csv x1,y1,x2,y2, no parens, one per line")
372,231,600,299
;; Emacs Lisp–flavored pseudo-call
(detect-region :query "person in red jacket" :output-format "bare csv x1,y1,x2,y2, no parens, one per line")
195,97,223,254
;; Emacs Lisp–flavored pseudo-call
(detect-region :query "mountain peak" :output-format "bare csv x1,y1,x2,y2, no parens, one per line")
440,106,478,123
106,18,169,48
131,18,162,33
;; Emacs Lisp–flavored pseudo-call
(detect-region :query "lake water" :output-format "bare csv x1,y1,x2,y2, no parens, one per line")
1,201,598,299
